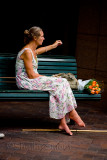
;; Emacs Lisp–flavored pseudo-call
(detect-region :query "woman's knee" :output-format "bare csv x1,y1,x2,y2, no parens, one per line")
62,78,69,84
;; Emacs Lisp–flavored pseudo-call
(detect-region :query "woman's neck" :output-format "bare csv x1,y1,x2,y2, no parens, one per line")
26,41,38,52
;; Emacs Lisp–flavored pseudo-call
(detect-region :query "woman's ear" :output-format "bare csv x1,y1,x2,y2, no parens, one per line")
33,36,37,41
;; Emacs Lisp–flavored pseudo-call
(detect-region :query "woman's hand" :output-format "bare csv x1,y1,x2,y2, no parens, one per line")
52,40,63,48
36,40,63,55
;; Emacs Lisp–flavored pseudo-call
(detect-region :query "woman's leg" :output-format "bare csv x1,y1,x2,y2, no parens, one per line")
59,116,73,136
69,109,85,127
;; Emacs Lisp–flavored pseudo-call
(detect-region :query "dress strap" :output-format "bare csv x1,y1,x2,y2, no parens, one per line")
18,48,35,60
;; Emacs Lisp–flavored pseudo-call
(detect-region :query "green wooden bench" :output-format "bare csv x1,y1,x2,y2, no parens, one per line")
0,54,101,100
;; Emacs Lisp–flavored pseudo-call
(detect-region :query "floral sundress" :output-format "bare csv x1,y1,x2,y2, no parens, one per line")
16,48,77,121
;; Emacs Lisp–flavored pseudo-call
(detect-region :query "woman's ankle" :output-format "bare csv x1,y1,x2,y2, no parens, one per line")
59,117,73,135
70,109,85,127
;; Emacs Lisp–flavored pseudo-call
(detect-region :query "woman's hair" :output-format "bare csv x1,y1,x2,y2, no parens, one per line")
24,26,42,44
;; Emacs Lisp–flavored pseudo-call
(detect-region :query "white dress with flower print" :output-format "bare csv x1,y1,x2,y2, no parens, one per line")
16,48,77,121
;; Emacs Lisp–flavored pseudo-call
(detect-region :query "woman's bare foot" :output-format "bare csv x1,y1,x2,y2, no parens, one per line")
59,118,73,136
70,109,85,127
59,124,73,136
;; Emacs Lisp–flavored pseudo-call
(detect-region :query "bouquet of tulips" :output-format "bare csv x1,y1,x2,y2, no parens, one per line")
84,79,102,94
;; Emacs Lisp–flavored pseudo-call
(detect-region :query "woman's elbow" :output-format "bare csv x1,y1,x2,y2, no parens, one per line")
28,74,34,79
27,71,39,79
26,71,34,79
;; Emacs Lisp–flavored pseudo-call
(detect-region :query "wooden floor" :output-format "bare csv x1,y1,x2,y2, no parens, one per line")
0,85,107,160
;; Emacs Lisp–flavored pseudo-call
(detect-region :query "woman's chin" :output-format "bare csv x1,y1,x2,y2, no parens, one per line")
38,42,43,46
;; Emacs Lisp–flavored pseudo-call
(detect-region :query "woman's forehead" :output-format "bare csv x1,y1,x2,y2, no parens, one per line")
40,30,44,36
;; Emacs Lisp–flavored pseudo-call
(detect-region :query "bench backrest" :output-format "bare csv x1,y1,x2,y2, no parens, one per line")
0,55,77,90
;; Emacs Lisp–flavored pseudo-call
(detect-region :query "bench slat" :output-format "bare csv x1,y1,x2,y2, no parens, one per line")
0,66,77,71
38,66,77,70
0,71,77,76
38,58,76,62
0,90,101,100
0,63,77,68
38,62,77,66
38,70,77,74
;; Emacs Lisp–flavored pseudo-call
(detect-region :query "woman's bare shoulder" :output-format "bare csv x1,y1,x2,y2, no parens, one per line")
21,48,32,60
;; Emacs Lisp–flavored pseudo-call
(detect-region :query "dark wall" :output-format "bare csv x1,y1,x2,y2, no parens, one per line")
0,1,80,56
76,0,107,84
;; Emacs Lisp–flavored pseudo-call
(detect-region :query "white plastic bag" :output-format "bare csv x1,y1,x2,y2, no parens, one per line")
77,79,91,91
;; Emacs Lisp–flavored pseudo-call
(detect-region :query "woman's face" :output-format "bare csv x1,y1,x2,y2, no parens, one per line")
36,30,45,46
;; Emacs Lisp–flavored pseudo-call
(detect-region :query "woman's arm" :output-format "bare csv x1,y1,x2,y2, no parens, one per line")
36,40,62,55
22,50,42,79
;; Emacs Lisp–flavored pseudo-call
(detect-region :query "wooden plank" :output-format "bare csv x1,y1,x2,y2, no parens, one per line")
0,53,16,57
0,92,49,98
0,66,76,70
0,57,15,60
0,91,101,100
0,57,76,62
38,66,77,70
38,70,77,74
0,64,77,68
0,74,15,77
22,129,107,133
0,81,16,83
38,58,76,62
0,87,17,90
0,77,15,79
38,62,77,66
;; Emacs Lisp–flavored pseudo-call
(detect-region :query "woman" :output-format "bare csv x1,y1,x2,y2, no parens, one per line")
16,26,85,136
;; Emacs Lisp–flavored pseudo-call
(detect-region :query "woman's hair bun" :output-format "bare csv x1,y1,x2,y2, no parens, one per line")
24,29,29,35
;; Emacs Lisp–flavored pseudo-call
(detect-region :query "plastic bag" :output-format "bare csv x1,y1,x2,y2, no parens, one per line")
77,79,91,91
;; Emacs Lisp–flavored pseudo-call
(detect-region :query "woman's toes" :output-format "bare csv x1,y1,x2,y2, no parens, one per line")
59,124,73,136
